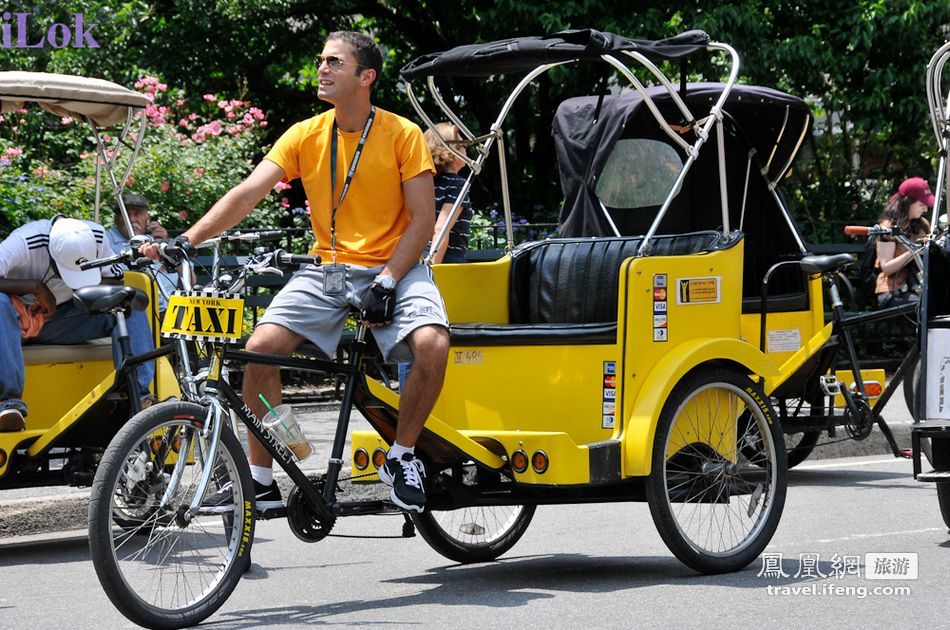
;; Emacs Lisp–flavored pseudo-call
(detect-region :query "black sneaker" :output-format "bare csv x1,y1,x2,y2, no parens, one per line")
254,480,284,512
200,482,235,514
378,454,426,512
0,408,25,432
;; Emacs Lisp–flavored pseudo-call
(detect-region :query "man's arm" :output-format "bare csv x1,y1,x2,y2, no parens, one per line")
0,279,56,314
141,160,285,257
185,160,287,244
377,172,435,282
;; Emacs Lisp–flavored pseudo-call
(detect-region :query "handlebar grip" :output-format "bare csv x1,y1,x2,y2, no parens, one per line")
253,230,286,241
79,251,128,270
276,250,321,266
843,225,869,236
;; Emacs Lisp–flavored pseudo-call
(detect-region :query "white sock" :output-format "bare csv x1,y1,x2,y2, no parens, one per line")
388,442,414,461
250,465,273,486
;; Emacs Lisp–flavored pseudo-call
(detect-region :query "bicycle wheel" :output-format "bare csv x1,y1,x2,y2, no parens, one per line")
646,366,788,574
412,504,535,564
89,401,254,629
766,396,824,468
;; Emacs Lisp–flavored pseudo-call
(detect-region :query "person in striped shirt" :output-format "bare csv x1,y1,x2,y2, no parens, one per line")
425,123,472,264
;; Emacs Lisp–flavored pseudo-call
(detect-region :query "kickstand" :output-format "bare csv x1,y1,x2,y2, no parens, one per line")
401,513,416,538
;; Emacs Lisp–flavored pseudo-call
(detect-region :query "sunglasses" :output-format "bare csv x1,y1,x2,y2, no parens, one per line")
315,55,363,72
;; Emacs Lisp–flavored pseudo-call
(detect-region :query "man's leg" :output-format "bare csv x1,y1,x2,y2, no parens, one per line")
396,325,450,446
243,323,305,470
122,309,156,396
0,294,27,429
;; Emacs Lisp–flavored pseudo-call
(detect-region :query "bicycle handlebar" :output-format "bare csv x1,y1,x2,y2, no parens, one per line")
843,225,871,236
79,251,128,270
275,249,321,267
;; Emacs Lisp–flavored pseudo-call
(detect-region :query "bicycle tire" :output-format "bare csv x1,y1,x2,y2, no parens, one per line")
646,366,788,574
89,401,254,629
412,504,535,564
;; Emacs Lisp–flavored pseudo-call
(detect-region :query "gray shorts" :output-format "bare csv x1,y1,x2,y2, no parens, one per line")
259,263,448,362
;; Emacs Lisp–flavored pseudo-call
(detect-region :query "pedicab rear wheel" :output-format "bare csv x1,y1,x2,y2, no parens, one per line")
88,402,254,629
646,366,787,574
412,504,535,564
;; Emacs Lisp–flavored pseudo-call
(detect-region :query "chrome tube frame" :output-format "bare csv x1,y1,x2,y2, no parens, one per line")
638,42,741,255
405,41,744,258
86,108,147,230
926,42,950,233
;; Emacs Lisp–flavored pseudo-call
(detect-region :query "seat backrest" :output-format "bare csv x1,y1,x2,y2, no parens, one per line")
508,231,734,324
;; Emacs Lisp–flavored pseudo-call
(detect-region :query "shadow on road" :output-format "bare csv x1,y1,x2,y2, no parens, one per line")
215,554,831,628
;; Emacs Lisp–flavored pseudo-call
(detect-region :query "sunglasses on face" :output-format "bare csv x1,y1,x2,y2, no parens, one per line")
315,55,362,72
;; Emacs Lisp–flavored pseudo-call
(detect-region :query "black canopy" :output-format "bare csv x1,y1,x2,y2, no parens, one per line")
553,83,812,238
400,29,710,81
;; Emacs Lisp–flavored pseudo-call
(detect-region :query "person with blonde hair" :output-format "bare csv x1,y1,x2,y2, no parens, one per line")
425,123,472,264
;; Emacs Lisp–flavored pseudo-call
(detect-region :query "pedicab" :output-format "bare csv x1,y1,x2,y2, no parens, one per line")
88,29,847,629
0,72,178,490
911,40,950,530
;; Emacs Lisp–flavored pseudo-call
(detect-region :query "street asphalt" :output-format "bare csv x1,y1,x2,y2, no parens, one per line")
0,386,919,542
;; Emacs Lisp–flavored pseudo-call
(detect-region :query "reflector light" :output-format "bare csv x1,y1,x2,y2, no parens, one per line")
354,448,369,470
511,450,528,473
531,450,549,474
372,448,388,469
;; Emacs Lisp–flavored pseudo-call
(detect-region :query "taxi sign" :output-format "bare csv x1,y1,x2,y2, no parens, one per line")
161,291,244,342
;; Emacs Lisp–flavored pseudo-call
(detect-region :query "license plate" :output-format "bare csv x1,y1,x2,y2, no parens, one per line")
161,291,245,342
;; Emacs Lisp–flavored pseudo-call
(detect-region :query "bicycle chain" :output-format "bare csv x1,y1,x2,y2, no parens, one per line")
289,472,416,540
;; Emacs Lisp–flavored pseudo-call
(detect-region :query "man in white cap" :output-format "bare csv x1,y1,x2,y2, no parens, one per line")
0,216,155,431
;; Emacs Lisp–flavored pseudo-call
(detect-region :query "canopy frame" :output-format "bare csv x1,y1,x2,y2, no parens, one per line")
0,71,148,234
402,30,740,260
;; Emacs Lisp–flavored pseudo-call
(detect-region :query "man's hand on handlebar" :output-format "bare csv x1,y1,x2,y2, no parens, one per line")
139,235,196,264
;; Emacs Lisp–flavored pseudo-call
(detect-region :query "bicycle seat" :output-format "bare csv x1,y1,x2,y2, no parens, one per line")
799,254,854,274
72,285,149,315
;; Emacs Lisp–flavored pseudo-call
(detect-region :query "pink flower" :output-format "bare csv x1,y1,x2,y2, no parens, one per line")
160,181,170,192
217,100,228,108
0,114,4,123
203,94,216,102
179,118,189,127
225,110,236,119
280,197,290,208
243,113,254,125
61,116,73,125
188,113,197,121
193,167,204,177
176,99,185,106
275,181,291,191
79,152,88,160
191,133,206,143
16,107,26,114
178,210,189,221
34,166,47,177
249,107,265,120
260,121,268,127
5,147,23,157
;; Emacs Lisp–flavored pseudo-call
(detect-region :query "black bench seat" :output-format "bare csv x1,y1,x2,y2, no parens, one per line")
449,231,739,346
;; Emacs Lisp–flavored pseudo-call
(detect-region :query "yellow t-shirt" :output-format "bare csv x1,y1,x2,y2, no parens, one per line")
264,107,435,266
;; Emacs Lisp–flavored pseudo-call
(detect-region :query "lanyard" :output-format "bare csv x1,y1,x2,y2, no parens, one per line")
329,105,375,262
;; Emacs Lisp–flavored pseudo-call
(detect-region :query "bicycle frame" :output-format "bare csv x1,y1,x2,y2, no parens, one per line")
177,323,371,522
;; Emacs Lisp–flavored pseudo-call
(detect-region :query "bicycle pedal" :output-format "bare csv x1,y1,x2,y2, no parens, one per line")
255,506,287,521
819,375,842,396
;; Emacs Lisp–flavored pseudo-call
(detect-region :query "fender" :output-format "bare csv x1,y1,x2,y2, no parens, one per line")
621,337,780,477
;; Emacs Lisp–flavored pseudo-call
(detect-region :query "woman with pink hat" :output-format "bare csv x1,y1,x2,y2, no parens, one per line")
874,177,932,307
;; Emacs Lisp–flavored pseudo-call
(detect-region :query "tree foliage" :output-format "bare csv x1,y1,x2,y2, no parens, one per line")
3,1,950,239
